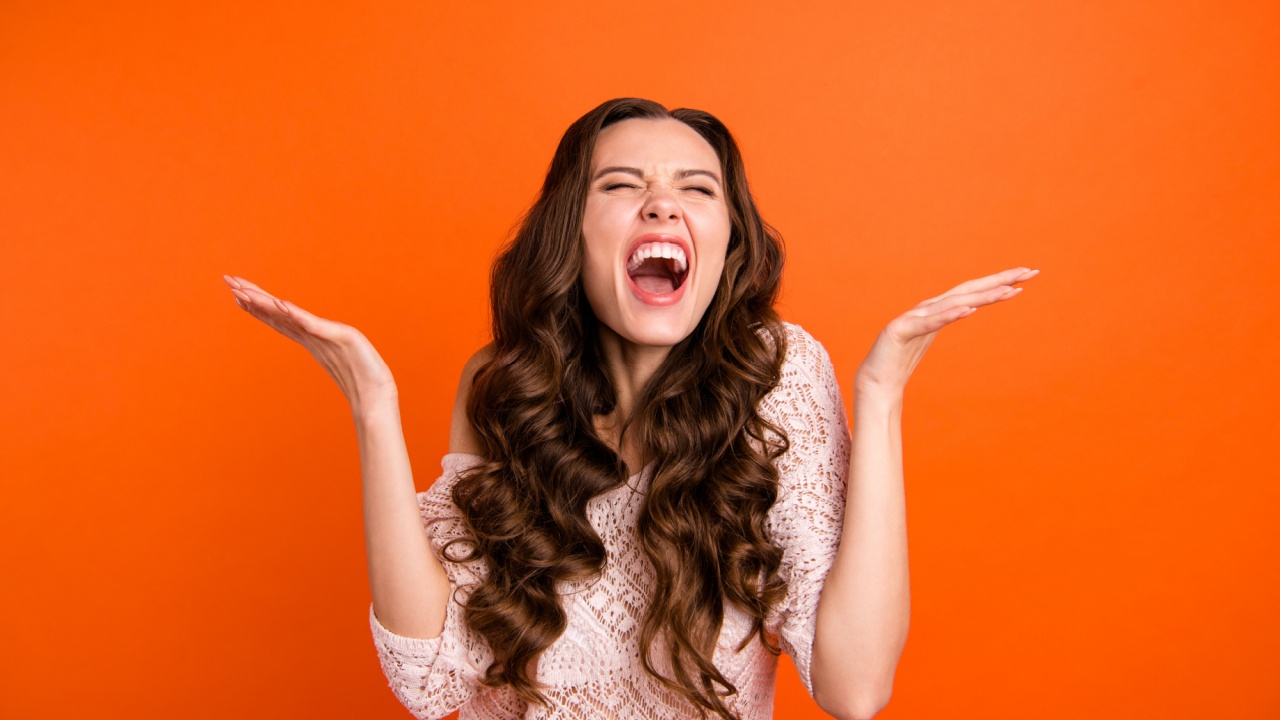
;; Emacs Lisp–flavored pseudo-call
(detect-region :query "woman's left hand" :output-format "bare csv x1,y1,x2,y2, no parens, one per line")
853,266,1039,398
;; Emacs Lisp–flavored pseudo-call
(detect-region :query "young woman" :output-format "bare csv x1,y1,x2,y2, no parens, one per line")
223,97,1036,720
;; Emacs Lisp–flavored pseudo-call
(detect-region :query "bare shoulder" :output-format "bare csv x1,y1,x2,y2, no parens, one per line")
448,343,494,456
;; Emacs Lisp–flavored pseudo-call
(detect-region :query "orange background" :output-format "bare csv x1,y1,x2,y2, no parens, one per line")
2,1,1277,718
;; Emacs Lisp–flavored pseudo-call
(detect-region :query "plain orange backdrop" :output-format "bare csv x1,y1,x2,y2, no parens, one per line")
2,1,1277,718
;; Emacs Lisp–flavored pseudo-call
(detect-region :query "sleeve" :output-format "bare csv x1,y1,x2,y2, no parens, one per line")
761,324,852,698
369,453,496,720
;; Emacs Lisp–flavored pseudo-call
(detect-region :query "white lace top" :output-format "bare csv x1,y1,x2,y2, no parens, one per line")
369,322,851,719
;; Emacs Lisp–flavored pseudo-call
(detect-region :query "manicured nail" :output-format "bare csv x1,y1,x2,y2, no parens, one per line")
274,298,290,314
231,289,251,303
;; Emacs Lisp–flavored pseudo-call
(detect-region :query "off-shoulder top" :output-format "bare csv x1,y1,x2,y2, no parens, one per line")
369,322,851,719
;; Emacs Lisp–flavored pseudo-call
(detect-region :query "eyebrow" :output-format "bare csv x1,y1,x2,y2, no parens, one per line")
591,166,723,187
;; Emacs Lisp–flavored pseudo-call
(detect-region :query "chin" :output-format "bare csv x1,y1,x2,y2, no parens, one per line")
632,285,718,343
620,322,697,349
585,274,715,351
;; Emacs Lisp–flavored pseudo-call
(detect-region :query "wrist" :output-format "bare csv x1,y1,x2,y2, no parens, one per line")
351,391,400,423
853,373,904,404
854,391,904,417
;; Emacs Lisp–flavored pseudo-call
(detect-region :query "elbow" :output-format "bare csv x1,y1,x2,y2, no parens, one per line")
810,629,906,720
851,689,892,720
816,681,893,720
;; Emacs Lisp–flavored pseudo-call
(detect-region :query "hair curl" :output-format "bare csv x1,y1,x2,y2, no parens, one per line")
445,98,790,720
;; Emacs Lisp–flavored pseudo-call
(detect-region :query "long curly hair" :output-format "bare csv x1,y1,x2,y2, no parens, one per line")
445,98,790,719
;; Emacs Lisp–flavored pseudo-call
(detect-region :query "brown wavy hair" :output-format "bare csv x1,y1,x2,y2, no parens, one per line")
445,98,790,719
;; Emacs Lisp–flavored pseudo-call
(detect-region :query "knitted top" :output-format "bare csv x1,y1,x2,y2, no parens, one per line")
369,322,852,720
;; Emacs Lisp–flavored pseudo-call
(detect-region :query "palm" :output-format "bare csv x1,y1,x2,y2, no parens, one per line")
223,275,397,408
854,266,1039,395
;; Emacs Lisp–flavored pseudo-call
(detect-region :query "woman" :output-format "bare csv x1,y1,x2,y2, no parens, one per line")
223,97,1036,720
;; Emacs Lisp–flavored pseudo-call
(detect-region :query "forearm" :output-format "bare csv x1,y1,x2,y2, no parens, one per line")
357,396,452,640
811,389,910,716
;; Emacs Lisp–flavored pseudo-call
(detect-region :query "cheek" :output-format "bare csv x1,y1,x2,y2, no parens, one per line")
580,206,622,280
579,244,618,316
697,213,732,283
697,254,729,306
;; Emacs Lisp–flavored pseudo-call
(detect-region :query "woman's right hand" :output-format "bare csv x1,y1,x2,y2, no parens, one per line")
223,274,398,414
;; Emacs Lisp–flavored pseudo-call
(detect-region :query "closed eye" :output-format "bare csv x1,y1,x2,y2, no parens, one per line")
600,183,715,196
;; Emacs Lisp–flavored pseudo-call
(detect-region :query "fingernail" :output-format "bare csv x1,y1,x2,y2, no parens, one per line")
231,289,251,303
274,298,290,314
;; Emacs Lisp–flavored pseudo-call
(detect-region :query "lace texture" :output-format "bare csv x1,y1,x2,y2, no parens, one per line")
369,322,851,720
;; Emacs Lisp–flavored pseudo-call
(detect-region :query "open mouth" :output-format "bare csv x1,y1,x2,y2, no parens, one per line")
625,241,689,296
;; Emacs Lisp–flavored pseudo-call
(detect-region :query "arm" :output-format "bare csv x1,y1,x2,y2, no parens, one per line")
760,326,854,714
809,389,908,720
364,344,489,638
809,266,1038,719
220,275,499,718
360,395,451,639
364,346,497,719
366,456,496,719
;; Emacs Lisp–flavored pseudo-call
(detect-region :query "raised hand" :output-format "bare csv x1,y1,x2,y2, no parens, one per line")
853,266,1039,397
223,274,398,413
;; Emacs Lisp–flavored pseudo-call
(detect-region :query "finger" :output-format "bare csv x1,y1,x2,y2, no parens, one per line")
249,305,310,345
919,284,1024,316
235,284,285,309
895,303,976,339
228,276,279,301
231,287,311,344
916,267,1024,306
914,267,1037,308
270,298,351,343
907,284,1012,321
226,276,355,345
249,291,351,346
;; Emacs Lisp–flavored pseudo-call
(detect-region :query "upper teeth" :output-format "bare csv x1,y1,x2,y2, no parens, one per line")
626,242,688,273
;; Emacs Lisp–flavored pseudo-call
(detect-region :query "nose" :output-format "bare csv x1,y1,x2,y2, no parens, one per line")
641,185,682,222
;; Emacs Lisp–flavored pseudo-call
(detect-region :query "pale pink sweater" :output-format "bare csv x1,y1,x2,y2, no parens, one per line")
369,323,851,720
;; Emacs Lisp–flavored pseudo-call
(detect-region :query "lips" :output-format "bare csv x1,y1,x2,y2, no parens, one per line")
624,234,691,306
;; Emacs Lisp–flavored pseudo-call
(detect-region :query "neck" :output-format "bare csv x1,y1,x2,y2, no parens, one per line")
593,324,673,470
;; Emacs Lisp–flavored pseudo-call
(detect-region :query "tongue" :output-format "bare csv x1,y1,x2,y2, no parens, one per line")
633,275,676,294
629,257,679,295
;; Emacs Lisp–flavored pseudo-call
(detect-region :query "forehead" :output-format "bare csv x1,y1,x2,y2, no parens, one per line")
590,118,721,172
